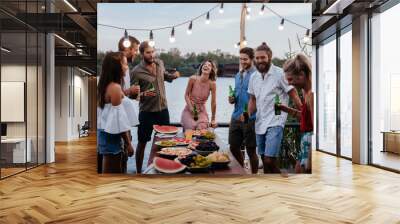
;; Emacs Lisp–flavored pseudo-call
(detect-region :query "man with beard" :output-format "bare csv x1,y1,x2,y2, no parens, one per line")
228,47,258,174
248,42,302,174
118,35,141,97
131,41,180,173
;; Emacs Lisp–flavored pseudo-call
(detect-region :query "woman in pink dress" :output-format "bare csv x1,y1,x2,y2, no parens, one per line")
181,60,217,131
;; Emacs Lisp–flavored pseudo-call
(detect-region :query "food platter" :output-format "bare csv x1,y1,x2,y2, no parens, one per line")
156,147,193,160
154,140,177,147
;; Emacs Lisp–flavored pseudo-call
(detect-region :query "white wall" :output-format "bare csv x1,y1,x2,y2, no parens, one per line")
54,67,89,141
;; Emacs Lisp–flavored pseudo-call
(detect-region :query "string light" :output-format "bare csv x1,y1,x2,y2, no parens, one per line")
122,30,131,48
187,21,193,35
259,4,265,15
169,27,175,43
278,18,285,31
149,30,155,47
219,3,224,14
98,3,312,47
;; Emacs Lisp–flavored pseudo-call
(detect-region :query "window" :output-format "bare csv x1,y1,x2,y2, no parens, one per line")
370,3,400,171
317,36,337,154
339,28,352,158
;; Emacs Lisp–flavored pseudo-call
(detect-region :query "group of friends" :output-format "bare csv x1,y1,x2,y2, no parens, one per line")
97,35,313,174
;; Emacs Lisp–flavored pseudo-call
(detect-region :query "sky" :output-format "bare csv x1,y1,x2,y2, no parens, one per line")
97,3,311,59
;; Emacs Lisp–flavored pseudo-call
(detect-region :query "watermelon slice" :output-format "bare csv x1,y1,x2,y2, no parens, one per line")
153,125,179,134
153,157,186,174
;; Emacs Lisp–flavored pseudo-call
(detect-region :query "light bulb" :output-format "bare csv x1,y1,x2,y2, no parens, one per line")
149,40,155,47
205,12,210,24
278,19,284,31
149,30,155,47
259,4,265,15
170,27,175,43
122,29,131,48
303,29,311,43
187,21,193,35
246,6,251,13
123,39,131,48
219,3,224,14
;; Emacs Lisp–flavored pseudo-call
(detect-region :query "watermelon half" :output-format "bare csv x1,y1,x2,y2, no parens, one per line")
153,125,179,134
153,157,186,174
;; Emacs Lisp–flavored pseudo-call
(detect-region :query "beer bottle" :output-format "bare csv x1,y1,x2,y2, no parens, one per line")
274,94,281,115
243,104,249,123
193,104,199,121
229,85,235,98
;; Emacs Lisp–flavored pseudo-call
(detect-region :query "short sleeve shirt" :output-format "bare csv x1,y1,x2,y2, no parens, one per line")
248,64,294,135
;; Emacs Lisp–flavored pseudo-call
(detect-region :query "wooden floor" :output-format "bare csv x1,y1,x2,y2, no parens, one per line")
1,135,400,224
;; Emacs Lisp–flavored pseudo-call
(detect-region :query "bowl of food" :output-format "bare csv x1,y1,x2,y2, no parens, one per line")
206,151,231,169
195,141,219,156
177,154,211,173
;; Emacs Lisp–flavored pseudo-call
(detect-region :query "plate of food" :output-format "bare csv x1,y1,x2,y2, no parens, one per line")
157,147,192,160
153,125,179,134
195,141,219,156
154,140,177,147
170,138,192,146
176,154,211,173
206,151,231,169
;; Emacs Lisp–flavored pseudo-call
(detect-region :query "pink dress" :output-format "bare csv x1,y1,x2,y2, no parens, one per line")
181,77,211,130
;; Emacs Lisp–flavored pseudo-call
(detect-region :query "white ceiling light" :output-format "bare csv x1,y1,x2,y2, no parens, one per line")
78,67,92,76
1,47,11,53
54,34,75,48
63,0,78,12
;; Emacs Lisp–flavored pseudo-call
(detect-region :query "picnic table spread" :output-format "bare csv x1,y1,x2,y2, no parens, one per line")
143,127,247,175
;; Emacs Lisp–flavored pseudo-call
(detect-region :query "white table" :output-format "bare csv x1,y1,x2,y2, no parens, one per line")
1,138,31,163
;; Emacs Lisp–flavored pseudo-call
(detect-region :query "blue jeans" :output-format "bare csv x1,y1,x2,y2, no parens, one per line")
298,132,312,166
97,129,123,155
256,126,284,157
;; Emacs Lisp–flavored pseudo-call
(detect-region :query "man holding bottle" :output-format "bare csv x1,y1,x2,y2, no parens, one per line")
228,47,258,174
131,41,180,173
248,42,302,174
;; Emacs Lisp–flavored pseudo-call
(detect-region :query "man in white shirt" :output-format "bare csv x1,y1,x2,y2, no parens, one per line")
248,42,302,174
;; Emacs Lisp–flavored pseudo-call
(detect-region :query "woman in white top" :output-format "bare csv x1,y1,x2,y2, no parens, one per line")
97,52,139,173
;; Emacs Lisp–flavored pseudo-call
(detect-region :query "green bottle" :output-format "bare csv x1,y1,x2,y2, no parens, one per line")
149,83,155,92
243,104,249,123
193,104,199,121
229,85,235,97
274,94,281,115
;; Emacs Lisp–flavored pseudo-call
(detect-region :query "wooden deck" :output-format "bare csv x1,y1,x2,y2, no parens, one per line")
0,135,399,223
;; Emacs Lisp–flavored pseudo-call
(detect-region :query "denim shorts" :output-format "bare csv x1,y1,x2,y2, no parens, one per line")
97,129,123,155
256,126,284,157
298,132,312,166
